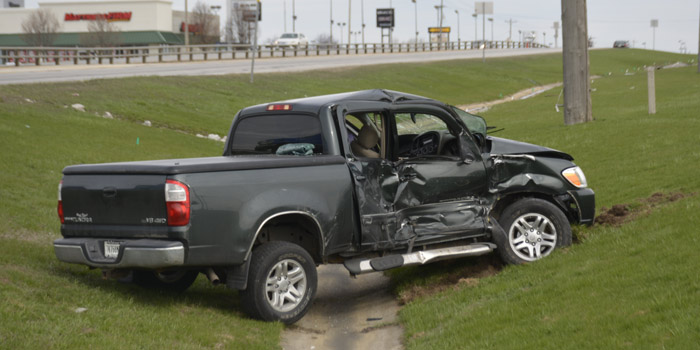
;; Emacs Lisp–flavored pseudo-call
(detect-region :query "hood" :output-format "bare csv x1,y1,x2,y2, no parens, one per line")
488,136,573,161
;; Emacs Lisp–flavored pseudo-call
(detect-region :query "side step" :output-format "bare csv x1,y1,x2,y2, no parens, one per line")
343,243,496,275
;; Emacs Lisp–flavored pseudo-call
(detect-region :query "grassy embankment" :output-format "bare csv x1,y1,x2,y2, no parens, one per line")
0,49,694,349
392,54,700,349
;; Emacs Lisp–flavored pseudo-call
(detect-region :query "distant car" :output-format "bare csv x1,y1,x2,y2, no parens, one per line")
273,33,308,47
613,40,630,48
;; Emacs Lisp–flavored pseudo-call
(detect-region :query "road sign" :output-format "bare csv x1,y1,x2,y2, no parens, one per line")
234,0,261,22
650,19,658,27
428,27,451,33
474,2,493,15
376,8,394,28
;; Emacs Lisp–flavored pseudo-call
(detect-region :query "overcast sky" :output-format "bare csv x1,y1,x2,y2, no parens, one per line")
26,0,699,54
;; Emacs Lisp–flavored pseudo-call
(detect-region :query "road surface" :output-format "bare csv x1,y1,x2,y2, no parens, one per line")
0,48,560,85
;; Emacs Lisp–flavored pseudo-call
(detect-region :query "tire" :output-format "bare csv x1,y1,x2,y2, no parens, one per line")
132,269,199,293
240,242,317,324
495,198,572,265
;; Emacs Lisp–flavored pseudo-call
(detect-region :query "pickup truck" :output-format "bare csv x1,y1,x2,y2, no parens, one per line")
54,89,595,324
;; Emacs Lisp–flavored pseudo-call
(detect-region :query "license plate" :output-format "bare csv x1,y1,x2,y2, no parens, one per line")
104,241,121,259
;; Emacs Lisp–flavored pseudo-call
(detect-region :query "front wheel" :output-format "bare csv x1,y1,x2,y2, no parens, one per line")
495,198,572,264
240,242,317,324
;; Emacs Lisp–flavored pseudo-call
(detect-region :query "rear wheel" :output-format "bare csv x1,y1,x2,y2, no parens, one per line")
495,198,572,264
240,241,317,324
132,269,199,293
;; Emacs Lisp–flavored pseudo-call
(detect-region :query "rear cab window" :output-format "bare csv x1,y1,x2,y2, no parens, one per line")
230,114,325,155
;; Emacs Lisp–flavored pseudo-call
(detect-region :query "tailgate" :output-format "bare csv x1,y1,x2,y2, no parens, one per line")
62,174,167,226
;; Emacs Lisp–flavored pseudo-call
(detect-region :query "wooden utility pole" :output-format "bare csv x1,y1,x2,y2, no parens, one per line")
561,0,592,125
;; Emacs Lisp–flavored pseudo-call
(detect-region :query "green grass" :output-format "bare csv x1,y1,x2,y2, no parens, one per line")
391,62,700,348
0,49,695,349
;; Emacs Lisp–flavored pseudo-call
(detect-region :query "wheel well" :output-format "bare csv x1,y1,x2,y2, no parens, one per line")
253,214,323,264
492,192,574,223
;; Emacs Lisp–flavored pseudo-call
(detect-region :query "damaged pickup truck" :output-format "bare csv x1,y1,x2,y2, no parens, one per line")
54,90,594,324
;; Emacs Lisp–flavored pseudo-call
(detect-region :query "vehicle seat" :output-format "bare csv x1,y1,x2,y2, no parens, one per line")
351,125,380,158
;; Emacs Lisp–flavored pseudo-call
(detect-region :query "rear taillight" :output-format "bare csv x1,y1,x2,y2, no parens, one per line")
165,179,190,226
57,181,64,224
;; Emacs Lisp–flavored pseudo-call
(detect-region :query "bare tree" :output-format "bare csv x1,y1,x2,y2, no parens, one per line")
81,17,121,48
226,3,251,44
191,1,219,44
21,8,60,47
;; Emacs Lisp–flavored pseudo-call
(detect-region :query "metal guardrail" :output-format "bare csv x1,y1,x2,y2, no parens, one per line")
0,41,544,67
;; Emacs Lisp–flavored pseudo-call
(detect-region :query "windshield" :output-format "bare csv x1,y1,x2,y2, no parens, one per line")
451,106,487,136
395,113,448,135
280,33,299,39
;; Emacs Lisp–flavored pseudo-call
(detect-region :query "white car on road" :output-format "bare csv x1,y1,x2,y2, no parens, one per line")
273,33,308,48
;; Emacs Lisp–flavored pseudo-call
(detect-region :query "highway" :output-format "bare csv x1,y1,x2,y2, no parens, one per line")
0,48,559,85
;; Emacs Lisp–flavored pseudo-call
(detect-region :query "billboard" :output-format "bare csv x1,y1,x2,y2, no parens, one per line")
376,8,394,28
231,0,260,22
474,2,493,15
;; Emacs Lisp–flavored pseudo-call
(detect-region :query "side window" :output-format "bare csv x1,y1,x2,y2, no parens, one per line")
345,112,385,159
394,112,459,159
230,114,324,155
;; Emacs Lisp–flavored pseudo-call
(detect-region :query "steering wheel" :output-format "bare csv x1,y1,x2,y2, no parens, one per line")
410,131,440,157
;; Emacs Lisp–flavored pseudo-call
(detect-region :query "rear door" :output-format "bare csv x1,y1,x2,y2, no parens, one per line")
336,102,399,250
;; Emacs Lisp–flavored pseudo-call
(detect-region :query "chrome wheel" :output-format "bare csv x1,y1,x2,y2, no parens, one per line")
508,213,557,262
264,259,307,313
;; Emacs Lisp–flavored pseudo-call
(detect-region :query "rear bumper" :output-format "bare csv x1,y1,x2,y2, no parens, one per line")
53,238,185,269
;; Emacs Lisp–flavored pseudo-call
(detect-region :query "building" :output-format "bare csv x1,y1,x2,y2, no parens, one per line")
0,0,219,47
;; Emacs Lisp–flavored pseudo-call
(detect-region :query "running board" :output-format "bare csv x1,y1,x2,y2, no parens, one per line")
343,243,496,275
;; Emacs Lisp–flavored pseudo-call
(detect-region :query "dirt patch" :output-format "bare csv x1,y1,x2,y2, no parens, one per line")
396,255,502,305
595,192,695,227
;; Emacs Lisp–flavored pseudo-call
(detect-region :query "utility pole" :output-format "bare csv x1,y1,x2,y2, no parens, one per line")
482,5,486,61
284,0,287,32
293,0,296,32
434,1,444,43
561,0,592,124
348,0,352,46
439,0,444,43
475,2,493,60
505,18,516,41
488,17,493,43
413,0,418,46
361,0,365,45
651,19,658,50
330,0,333,44
250,3,259,83
184,0,189,46
543,32,546,46
553,21,560,48
455,10,460,43
472,13,478,42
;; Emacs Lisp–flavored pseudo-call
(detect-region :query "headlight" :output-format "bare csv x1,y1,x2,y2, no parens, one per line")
562,166,588,188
